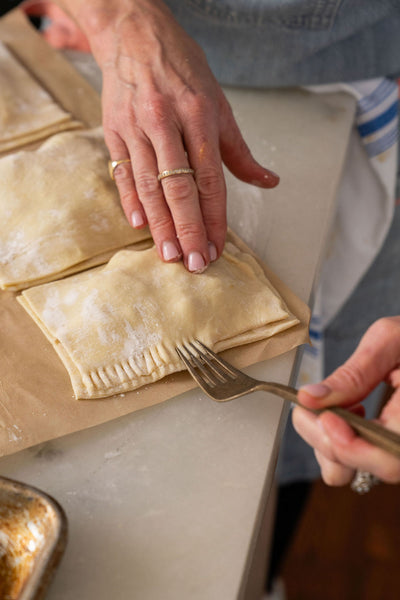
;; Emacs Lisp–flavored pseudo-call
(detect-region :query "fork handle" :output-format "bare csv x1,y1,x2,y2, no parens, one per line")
259,383,400,459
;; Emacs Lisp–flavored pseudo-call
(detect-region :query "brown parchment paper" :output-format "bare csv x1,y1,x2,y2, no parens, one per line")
0,12,310,457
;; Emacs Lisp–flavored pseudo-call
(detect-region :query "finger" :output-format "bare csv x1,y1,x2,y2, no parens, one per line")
292,407,355,485
126,134,185,264
299,317,400,409
159,168,210,272
292,407,356,485
219,93,280,188
292,406,338,462
388,364,400,389
105,131,148,230
143,103,211,272
294,390,400,483
319,409,400,484
381,383,400,425
183,115,227,259
314,449,355,486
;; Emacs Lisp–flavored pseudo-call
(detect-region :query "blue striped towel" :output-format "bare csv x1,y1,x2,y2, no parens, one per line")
297,77,399,386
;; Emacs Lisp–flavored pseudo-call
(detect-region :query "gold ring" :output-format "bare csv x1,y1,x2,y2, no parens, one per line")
157,168,195,181
108,159,131,180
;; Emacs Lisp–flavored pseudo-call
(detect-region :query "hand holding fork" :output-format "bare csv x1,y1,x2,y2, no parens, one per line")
176,339,400,460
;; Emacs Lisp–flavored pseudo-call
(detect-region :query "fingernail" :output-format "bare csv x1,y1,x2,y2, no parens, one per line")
131,210,145,228
188,251,206,273
208,242,217,262
300,383,331,398
162,241,181,262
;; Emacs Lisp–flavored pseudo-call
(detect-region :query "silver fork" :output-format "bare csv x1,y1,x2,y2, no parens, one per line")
176,339,400,459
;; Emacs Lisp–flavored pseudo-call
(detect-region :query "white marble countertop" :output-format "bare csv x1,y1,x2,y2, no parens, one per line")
0,56,356,600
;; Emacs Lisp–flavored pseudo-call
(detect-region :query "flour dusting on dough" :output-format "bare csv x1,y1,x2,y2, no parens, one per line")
18,244,301,399
0,127,152,290
41,290,69,336
123,320,161,358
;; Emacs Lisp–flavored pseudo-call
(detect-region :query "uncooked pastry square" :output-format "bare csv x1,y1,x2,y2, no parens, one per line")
18,243,300,399
0,41,81,153
0,127,152,290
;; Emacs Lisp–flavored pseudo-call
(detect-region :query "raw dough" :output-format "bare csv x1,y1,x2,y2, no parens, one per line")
0,41,81,153
18,243,299,399
0,127,152,290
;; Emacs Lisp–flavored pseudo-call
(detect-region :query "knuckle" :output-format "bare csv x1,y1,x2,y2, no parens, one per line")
114,166,133,185
135,172,160,198
176,221,206,242
370,316,399,341
388,367,400,388
148,214,173,236
104,106,138,132
182,91,211,115
162,176,194,203
196,167,225,199
332,360,366,391
142,96,171,130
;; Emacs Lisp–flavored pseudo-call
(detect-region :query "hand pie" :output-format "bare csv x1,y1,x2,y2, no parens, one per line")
18,243,299,399
0,41,81,153
0,127,152,290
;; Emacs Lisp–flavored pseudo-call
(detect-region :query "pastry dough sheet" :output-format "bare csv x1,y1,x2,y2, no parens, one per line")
0,127,152,290
0,10,314,459
18,243,300,399
0,41,81,153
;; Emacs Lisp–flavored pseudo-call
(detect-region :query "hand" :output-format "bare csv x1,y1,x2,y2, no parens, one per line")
293,316,400,485
58,0,279,272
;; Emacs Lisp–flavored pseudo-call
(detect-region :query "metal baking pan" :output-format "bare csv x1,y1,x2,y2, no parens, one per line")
0,476,67,600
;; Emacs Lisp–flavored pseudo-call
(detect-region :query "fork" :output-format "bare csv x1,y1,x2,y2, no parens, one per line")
176,340,400,459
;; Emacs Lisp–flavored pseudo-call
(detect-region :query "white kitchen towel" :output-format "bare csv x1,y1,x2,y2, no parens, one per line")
297,78,399,385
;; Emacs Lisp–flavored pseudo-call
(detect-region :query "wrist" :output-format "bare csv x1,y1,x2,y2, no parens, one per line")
55,0,118,60
56,0,171,65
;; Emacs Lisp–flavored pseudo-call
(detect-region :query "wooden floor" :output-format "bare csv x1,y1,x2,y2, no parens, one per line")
280,479,400,599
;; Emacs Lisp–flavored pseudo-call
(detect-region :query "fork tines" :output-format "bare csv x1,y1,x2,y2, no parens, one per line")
176,339,240,388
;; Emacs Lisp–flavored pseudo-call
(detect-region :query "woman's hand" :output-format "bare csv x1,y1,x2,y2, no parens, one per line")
56,0,279,271
293,316,400,486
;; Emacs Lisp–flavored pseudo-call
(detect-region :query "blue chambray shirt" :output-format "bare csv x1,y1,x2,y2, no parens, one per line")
166,0,400,86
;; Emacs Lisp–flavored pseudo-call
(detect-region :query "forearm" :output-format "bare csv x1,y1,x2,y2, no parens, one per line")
55,0,175,66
